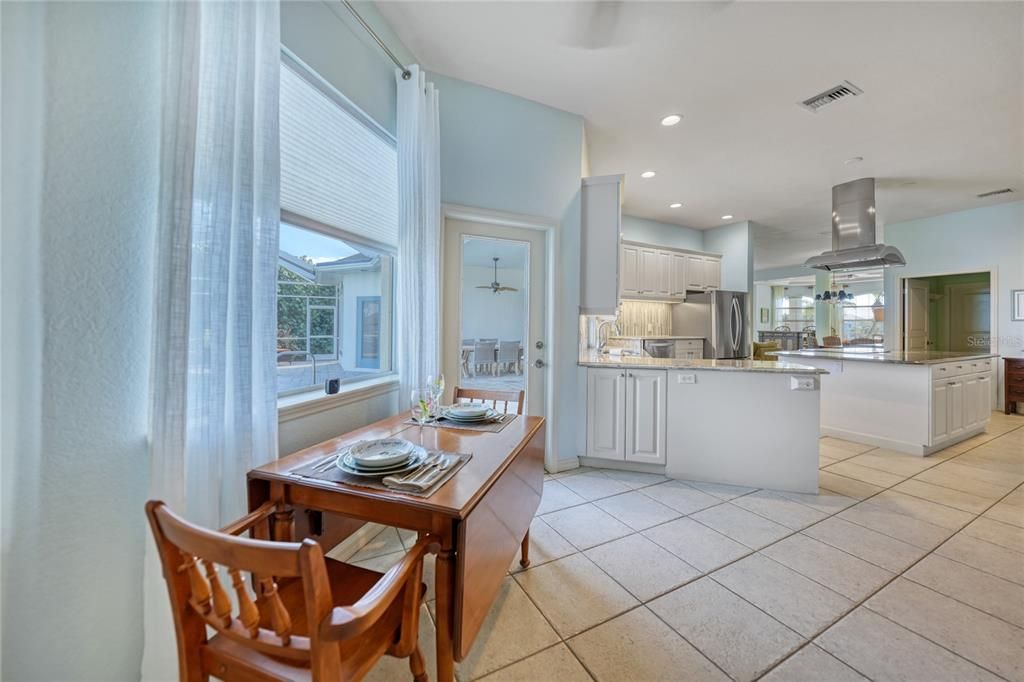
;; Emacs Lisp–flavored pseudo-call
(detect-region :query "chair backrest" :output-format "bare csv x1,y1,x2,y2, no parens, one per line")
497,341,520,363
145,500,342,679
801,325,816,332
462,338,474,346
473,340,497,360
453,386,524,415
773,325,791,332
823,335,843,347
478,338,498,343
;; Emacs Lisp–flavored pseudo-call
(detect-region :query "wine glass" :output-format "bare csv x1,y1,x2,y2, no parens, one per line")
411,388,431,425
427,373,445,411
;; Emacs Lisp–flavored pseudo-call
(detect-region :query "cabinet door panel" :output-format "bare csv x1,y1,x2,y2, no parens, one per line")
587,369,625,460
978,375,992,418
624,370,667,464
656,251,673,296
685,255,704,290
671,254,688,297
704,257,721,290
639,249,659,294
948,380,965,438
965,375,979,428
931,380,949,445
621,246,640,297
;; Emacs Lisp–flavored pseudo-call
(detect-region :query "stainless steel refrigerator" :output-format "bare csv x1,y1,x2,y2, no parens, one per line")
671,290,751,359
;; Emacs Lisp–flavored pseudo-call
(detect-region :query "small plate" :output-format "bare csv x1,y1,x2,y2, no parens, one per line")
446,405,489,419
348,438,417,468
338,451,427,477
443,408,499,423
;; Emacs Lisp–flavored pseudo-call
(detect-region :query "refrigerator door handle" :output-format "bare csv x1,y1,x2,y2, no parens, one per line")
731,297,742,352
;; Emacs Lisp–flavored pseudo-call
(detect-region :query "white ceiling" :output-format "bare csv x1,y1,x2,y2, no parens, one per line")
376,1,1023,269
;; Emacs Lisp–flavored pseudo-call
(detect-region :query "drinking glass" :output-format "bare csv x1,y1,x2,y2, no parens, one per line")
411,389,431,425
427,373,445,407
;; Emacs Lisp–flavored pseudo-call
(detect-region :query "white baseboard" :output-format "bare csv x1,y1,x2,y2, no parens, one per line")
548,456,580,474
577,457,667,474
821,424,988,457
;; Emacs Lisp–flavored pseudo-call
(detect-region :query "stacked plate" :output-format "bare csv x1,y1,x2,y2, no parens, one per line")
337,438,427,477
442,404,500,424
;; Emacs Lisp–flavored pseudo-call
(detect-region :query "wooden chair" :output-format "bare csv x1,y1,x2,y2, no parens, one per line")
496,341,520,375
450,387,530,567
146,500,437,681
452,386,524,416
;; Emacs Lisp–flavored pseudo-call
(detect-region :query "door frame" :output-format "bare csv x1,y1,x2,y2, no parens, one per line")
441,204,558,472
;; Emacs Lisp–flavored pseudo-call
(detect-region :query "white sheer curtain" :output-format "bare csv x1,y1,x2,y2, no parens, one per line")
396,66,442,400
142,1,280,678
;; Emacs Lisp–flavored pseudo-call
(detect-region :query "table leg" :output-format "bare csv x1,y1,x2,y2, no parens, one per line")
434,530,456,682
519,529,531,568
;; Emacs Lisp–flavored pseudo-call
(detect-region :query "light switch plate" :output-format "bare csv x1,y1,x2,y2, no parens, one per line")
677,373,697,384
790,376,818,391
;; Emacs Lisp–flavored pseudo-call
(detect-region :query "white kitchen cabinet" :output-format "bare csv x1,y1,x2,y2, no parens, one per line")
978,374,992,416
674,339,704,360
586,367,666,463
639,248,660,295
670,253,688,298
656,251,673,297
580,175,624,315
586,368,626,459
704,257,722,290
931,380,949,445
948,379,965,439
620,245,640,297
685,255,705,290
625,370,667,464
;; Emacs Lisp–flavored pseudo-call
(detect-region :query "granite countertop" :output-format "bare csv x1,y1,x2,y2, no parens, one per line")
579,351,827,374
609,335,705,340
773,348,999,365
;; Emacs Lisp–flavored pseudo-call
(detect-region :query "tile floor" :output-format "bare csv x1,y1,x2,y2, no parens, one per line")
336,411,1024,681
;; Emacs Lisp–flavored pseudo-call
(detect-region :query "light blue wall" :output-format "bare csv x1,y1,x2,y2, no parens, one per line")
2,2,161,678
703,221,754,293
621,215,703,251
429,72,585,463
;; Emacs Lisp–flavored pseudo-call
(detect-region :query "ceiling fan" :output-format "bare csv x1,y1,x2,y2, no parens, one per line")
476,257,519,294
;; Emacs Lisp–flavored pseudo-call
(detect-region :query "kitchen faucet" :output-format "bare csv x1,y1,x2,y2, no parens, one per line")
596,319,621,353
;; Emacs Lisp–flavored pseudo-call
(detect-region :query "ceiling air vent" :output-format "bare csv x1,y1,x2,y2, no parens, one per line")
976,188,1014,198
799,80,863,113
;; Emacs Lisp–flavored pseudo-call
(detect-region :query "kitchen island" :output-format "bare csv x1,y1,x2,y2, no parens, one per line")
579,351,826,493
774,348,998,455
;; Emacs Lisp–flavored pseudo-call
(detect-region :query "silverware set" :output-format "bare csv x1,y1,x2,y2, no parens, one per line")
387,454,454,487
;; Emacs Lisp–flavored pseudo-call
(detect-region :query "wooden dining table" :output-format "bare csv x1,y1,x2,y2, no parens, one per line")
247,412,546,682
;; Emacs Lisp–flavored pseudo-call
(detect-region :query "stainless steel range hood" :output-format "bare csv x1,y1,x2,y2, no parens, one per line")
804,177,906,272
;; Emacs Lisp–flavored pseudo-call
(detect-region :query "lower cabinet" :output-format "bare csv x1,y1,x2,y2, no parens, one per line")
586,368,667,464
931,370,990,447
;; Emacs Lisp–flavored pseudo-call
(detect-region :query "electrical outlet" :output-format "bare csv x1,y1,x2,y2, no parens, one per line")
677,373,697,384
790,376,818,391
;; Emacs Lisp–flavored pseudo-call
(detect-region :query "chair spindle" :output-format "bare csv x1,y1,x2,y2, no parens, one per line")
179,553,212,614
259,577,293,645
230,568,260,637
204,560,233,627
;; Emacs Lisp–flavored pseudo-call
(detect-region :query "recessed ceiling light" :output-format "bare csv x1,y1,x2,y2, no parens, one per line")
669,202,682,208
641,171,656,179
661,114,682,126
844,156,864,165
721,215,734,220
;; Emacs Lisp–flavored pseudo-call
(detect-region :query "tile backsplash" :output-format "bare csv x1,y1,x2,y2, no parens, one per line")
617,301,673,336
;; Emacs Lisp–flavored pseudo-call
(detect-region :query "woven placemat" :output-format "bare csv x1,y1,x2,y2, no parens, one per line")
403,413,517,433
289,450,471,498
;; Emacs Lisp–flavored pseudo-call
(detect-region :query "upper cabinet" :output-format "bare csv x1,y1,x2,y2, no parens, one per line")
619,241,721,302
580,175,624,315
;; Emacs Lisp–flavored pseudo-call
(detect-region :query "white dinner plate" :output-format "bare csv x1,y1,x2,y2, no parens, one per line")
446,404,490,419
337,451,427,477
347,438,417,468
443,408,499,423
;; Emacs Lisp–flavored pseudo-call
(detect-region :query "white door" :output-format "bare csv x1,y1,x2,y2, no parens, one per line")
671,253,688,298
442,218,547,415
948,282,991,352
586,368,625,460
624,369,667,464
903,279,930,352
685,255,704,290
621,245,640,297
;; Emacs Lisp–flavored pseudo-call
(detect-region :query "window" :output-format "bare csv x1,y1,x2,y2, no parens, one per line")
773,286,815,330
277,51,397,395
840,283,884,344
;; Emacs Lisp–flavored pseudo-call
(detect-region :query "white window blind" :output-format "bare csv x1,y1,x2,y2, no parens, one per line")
280,55,398,249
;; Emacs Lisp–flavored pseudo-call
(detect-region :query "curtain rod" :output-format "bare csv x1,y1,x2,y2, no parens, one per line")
340,0,412,80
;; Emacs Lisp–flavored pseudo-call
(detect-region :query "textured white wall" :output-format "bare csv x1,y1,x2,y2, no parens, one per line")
1,2,161,679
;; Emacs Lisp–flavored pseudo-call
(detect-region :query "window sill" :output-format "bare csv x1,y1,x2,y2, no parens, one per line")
278,374,399,423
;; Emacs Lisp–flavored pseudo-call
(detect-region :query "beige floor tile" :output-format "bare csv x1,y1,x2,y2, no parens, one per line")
837,500,954,549
866,577,1024,681
846,450,937,477
515,553,638,638
816,607,1001,682
691,503,792,549
452,576,560,681
823,461,906,487
478,644,592,682
354,550,437,601
679,479,757,501
935,533,1024,585
643,517,750,573
869,490,975,529
820,437,876,455
593,490,681,531
762,534,894,601
914,462,1021,499
363,604,436,682
984,499,1024,528
537,479,587,515
648,578,803,681
509,516,576,573
962,516,1024,553
541,504,633,550
557,472,632,501
905,554,1024,628
777,487,858,514
1001,488,1024,507
761,644,867,682
819,444,862,462
818,471,884,500
732,491,828,530
819,454,839,468
569,606,727,682
713,554,853,637
350,526,407,562
957,454,1024,477
803,517,925,573
597,468,670,489
584,533,700,601
639,480,722,514
893,479,994,514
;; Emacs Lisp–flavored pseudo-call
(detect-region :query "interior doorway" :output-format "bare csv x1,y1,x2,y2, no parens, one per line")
902,272,991,353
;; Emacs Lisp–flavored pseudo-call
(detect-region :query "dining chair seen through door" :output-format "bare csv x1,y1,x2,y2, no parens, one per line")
146,500,437,681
